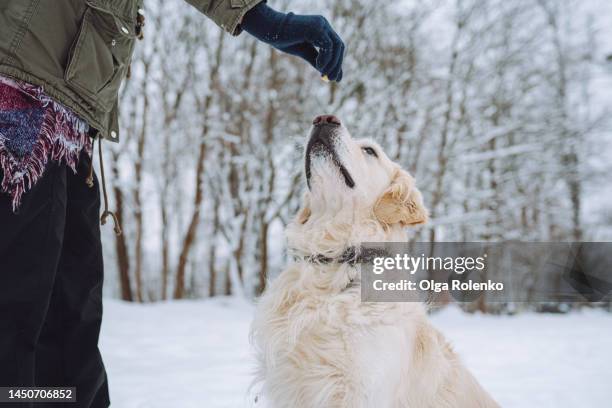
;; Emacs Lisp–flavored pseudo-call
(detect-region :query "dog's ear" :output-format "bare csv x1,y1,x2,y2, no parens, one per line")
296,192,312,224
374,170,428,227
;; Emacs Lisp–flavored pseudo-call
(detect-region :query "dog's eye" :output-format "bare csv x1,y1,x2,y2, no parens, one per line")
362,147,378,157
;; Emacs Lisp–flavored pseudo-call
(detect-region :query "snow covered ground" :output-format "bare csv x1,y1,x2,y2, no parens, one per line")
100,298,612,408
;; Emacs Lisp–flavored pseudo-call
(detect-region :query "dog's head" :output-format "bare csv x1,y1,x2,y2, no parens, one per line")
287,115,428,255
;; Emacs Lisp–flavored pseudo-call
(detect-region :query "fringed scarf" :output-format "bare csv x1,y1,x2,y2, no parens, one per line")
0,75,92,212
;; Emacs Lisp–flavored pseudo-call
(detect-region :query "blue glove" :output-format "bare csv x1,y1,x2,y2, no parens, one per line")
241,2,345,82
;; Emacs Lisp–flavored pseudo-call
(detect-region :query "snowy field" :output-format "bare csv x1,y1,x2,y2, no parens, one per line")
100,299,612,408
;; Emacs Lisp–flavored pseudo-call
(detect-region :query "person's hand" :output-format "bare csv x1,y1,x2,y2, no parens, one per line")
241,2,345,82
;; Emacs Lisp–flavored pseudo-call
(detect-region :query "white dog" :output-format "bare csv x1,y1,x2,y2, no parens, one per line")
251,115,499,408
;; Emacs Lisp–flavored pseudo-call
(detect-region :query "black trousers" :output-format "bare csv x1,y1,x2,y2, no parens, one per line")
0,154,110,407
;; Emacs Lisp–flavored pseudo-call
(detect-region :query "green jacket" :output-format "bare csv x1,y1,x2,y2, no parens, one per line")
0,0,261,142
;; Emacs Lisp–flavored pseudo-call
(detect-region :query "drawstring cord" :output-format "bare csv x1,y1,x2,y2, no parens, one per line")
84,8,144,235
86,155,95,188
86,137,122,236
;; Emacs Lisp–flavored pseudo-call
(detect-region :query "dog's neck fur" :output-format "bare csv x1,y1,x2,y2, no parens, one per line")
285,213,406,293
286,210,406,256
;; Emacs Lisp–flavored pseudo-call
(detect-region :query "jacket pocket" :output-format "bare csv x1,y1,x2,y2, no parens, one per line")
64,1,136,113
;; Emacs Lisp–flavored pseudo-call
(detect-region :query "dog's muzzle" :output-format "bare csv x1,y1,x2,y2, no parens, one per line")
305,115,355,189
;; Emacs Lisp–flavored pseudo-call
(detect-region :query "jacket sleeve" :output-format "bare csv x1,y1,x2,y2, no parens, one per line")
182,0,264,36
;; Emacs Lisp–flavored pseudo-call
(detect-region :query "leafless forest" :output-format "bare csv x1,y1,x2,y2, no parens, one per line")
102,0,612,305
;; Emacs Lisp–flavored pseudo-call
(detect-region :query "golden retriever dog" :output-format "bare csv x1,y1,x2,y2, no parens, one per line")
251,115,499,408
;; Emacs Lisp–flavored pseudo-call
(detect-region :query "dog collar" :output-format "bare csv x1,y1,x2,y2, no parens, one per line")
299,246,388,266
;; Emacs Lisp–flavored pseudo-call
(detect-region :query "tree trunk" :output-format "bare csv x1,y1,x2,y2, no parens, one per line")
160,199,170,300
174,138,207,299
208,196,220,297
111,149,132,301
132,65,149,303
257,222,269,295
174,32,225,299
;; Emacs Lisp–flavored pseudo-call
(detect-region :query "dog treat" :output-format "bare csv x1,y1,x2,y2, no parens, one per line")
321,75,330,83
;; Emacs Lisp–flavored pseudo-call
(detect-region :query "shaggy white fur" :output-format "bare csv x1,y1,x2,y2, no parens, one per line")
251,119,499,408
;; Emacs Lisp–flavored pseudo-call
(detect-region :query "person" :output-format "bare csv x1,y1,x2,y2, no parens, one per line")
0,1,344,406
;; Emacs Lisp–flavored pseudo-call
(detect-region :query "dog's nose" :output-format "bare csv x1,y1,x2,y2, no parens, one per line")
313,115,341,126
